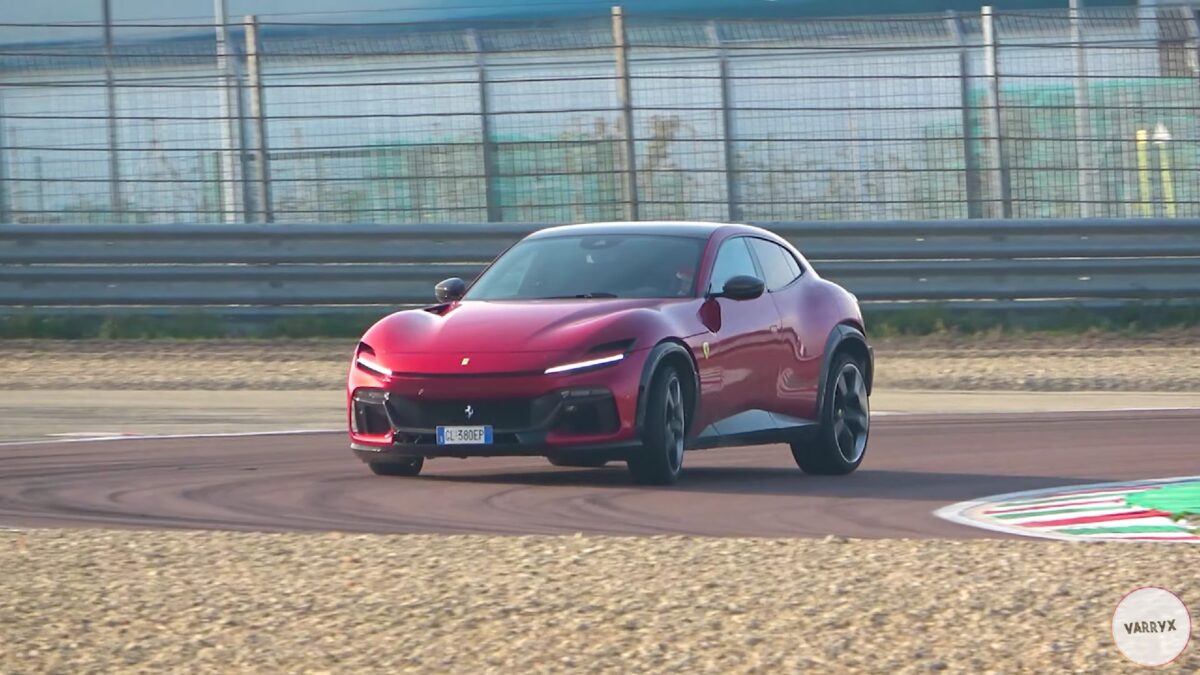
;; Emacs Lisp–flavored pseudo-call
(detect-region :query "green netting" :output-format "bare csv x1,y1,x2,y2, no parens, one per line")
276,127,710,223
267,76,1200,224
979,77,1200,219
492,131,625,223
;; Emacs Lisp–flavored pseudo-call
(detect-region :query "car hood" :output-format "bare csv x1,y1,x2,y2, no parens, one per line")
362,298,685,373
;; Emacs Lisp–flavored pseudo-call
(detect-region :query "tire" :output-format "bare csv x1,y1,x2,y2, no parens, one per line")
627,366,687,485
368,456,424,477
547,457,610,468
791,353,869,475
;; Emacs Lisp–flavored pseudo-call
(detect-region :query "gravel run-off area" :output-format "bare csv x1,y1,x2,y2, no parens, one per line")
3,332,1198,672
3,530,1196,674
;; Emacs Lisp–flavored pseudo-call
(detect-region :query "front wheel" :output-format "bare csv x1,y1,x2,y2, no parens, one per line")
627,367,687,485
368,456,424,477
791,354,869,475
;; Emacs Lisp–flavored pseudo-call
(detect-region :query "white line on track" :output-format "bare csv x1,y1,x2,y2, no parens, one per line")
981,496,1127,514
875,406,1200,416
0,428,342,448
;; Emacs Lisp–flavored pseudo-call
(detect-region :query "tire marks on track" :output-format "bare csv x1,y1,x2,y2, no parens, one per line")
0,411,1196,538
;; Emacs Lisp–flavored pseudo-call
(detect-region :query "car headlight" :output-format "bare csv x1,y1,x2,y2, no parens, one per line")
544,352,624,375
354,343,393,377
356,355,392,377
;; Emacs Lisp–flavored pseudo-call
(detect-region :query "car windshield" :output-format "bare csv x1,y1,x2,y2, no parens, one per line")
465,234,705,300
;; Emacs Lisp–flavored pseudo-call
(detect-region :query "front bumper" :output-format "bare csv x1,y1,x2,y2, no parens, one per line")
347,350,646,461
351,439,642,462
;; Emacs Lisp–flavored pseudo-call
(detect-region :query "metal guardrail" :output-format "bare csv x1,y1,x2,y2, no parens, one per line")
2,219,1199,312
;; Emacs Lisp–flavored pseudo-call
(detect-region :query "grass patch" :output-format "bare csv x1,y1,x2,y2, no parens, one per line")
2,304,1200,340
259,314,382,339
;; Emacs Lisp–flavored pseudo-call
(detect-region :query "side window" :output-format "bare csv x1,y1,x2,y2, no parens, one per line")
748,238,801,291
708,238,758,293
779,245,802,279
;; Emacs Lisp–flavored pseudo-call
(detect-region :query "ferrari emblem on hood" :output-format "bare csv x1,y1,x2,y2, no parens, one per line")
461,357,470,366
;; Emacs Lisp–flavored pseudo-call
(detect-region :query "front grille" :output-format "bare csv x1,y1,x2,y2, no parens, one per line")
357,388,618,438
386,397,533,430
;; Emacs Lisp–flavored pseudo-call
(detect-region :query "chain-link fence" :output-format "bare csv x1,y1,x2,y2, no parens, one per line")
2,5,1199,224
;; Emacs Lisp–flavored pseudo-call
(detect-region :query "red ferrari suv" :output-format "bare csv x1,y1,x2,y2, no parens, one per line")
348,221,872,484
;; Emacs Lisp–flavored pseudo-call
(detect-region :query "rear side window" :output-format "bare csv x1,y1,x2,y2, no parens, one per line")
780,245,802,279
748,238,802,291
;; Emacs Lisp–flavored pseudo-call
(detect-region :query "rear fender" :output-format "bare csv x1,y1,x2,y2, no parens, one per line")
815,324,873,422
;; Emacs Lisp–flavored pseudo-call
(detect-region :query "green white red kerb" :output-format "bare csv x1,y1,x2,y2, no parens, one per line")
936,477,1200,542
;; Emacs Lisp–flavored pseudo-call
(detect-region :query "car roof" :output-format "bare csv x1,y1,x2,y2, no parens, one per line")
527,221,735,240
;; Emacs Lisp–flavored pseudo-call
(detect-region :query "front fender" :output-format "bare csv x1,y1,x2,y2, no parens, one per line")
633,340,699,435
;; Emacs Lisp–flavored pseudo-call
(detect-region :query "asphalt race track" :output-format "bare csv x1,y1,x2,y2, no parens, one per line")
0,410,1196,538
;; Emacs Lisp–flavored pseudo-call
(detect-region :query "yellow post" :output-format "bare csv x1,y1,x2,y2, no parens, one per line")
1135,129,1152,217
1159,145,1176,218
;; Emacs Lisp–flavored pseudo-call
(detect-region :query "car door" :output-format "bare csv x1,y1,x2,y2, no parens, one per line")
746,237,821,422
692,236,785,438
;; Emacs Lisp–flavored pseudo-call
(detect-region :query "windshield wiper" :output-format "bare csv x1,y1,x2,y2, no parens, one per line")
538,292,620,299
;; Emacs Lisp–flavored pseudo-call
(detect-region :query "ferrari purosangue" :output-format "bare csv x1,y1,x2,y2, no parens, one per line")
348,222,872,485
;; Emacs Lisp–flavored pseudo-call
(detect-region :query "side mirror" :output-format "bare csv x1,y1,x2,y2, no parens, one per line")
434,277,467,303
719,275,765,301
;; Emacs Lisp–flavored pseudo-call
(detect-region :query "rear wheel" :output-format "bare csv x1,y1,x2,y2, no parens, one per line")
368,457,424,477
627,367,687,485
791,354,869,475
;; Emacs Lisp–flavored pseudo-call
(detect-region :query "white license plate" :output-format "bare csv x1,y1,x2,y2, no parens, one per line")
436,425,493,445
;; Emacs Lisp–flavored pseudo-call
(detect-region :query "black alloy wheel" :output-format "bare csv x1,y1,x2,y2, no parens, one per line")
791,354,869,475
627,367,687,485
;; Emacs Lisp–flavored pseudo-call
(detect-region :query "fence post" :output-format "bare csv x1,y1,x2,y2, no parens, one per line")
708,22,739,222
235,57,257,222
102,0,123,222
706,21,740,222
1070,0,1095,218
1189,8,1200,117
0,93,9,223
244,15,274,223
6,129,18,222
1189,6,1200,71
981,6,1012,219
213,0,242,223
946,12,983,219
611,6,639,221
467,29,501,223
